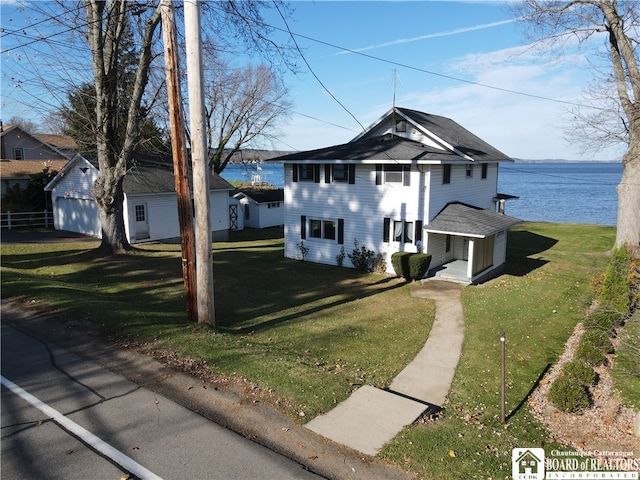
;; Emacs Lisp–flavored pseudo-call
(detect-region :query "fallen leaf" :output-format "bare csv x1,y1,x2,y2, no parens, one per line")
131,446,140,451
298,411,306,417
448,450,456,458
308,455,318,460
120,475,131,480
65,449,74,455
281,427,290,432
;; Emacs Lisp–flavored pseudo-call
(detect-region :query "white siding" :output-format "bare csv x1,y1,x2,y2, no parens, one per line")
256,202,284,228
427,163,498,220
124,190,230,243
284,163,427,272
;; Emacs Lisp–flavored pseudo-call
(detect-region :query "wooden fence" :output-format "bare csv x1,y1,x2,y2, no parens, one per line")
1,211,53,230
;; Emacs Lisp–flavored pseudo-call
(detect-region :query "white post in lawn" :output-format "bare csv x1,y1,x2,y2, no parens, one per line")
185,0,214,325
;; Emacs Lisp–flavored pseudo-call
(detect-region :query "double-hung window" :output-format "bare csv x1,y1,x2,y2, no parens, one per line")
383,218,422,244
376,164,411,186
310,219,336,240
303,216,344,244
393,221,413,243
443,164,451,184
299,164,315,181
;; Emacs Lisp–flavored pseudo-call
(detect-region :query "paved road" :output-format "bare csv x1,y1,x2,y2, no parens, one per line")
1,322,323,480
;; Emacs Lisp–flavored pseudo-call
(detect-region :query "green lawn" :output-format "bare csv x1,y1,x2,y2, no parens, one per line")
380,222,617,478
0,222,620,478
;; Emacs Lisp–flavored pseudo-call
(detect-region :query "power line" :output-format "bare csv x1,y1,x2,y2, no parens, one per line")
267,25,594,110
271,1,367,134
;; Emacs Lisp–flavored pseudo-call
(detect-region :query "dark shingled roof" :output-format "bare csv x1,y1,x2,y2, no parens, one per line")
83,154,233,194
233,188,284,203
393,108,511,162
269,134,471,163
425,202,521,237
269,107,512,163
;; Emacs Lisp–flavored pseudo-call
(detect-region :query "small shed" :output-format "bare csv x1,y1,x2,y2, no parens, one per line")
233,188,284,228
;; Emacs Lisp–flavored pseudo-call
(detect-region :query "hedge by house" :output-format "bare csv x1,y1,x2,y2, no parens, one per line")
391,252,432,281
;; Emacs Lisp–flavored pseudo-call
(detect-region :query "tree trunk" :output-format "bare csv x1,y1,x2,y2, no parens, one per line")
93,157,131,254
616,131,640,252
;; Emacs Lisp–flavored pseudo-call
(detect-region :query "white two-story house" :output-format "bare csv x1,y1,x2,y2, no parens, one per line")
269,107,520,284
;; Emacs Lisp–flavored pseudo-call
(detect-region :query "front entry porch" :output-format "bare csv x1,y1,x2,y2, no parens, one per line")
427,260,470,284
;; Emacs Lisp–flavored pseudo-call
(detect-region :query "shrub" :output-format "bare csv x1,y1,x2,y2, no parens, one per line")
599,246,631,319
391,252,411,279
408,253,432,280
347,239,377,272
581,329,614,354
372,254,387,274
574,338,608,366
561,360,597,386
548,373,591,413
336,246,345,267
583,310,617,336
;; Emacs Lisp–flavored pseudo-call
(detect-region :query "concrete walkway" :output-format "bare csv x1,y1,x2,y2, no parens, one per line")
306,280,465,456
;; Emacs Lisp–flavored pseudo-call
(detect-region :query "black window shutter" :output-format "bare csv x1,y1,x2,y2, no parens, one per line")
403,165,411,186
292,164,298,182
314,165,320,183
301,215,306,239
383,217,390,242
415,220,423,242
375,165,382,185
348,164,356,184
325,164,331,183
338,219,344,244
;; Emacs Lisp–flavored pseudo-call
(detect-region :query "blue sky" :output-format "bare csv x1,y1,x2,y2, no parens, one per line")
1,1,624,160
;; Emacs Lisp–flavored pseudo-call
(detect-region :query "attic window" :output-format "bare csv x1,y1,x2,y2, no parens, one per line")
13,148,24,160
466,164,473,178
395,120,406,133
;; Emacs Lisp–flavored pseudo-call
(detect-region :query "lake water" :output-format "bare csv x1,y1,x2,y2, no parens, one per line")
221,161,622,226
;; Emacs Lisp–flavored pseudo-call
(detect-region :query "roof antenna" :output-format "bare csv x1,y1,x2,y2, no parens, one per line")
392,69,397,110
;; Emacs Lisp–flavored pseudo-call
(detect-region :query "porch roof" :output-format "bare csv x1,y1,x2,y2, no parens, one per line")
425,202,521,238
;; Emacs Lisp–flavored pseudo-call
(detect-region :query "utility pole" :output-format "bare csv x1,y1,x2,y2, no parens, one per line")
160,0,197,322
184,0,215,326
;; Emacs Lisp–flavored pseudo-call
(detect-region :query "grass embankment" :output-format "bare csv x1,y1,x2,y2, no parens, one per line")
0,222,622,478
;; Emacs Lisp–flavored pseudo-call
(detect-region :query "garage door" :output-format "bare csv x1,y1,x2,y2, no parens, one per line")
54,197,101,237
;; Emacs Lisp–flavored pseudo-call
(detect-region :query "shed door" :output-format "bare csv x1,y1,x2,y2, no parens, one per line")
229,204,238,230
134,203,149,240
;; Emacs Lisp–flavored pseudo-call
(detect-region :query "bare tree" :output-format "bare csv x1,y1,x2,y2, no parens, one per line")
203,57,292,174
514,0,640,253
85,0,162,254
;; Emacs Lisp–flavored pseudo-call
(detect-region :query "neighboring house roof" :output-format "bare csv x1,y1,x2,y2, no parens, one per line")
233,188,284,203
0,125,74,160
270,107,512,164
424,202,521,238
1,159,70,180
34,133,77,152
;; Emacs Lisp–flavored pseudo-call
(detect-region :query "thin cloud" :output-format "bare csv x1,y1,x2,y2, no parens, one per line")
337,19,517,55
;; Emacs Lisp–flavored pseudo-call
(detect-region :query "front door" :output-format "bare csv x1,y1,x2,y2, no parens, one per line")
134,203,149,240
